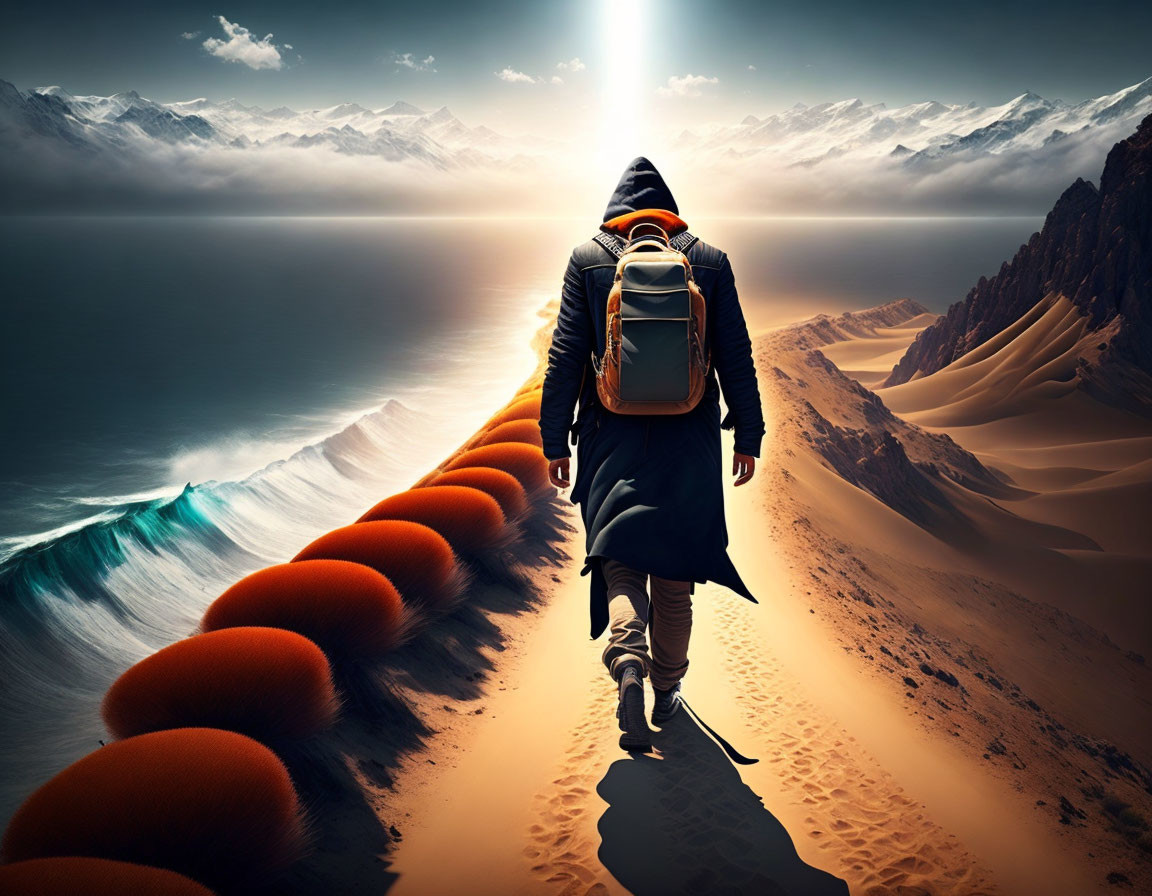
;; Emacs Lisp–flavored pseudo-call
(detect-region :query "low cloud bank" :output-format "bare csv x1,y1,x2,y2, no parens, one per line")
0,110,1139,218
0,136,555,215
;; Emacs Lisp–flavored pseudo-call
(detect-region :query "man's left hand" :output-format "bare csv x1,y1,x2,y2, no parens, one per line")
732,453,756,486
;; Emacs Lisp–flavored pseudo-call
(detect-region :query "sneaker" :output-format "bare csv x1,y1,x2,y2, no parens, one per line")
615,662,653,753
651,681,683,725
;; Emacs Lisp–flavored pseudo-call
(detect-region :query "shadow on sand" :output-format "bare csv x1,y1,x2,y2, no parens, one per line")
597,712,849,896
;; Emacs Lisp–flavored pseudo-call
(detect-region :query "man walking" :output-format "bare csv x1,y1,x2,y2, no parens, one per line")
539,157,765,752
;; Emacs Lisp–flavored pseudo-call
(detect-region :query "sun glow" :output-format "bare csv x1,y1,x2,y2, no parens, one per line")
598,0,650,178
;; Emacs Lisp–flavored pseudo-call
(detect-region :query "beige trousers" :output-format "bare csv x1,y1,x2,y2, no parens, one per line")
600,558,693,691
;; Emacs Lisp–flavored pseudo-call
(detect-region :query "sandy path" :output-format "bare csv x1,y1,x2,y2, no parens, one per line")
383,480,1097,895
383,536,622,896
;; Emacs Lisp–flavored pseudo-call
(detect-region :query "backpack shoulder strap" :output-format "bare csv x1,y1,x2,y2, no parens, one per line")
669,230,698,254
593,229,698,260
592,231,624,260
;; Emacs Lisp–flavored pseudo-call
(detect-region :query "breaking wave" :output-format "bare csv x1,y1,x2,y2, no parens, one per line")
0,339,537,824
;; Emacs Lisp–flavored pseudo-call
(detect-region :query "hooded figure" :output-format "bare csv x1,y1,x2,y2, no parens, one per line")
539,158,765,750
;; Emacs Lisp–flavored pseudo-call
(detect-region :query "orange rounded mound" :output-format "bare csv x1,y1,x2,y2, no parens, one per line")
293,521,460,610
478,419,543,448
515,381,542,396
2,728,305,888
446,443,549,492
203,560,407,659
427,467,528,519
102,628,338,742
0,858,216,896
356,486,505,557
486,393,541,428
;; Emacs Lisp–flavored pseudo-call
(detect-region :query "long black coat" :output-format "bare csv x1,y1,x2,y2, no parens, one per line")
539,158,765,638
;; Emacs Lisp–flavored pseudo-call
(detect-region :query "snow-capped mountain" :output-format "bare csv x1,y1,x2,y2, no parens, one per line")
277,124,450,166
24,85,219,144
0,75,1149,215
162,92,514,158
0,79,519,167
677,78,1152,170
380,101,426,117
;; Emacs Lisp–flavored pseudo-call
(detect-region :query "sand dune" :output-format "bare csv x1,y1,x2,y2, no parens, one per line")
869,292,1152,658
760,300,1152,892
816,306,939,389
882,295,1125,429
810,294,1152,650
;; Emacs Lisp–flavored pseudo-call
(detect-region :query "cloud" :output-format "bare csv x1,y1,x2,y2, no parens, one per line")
181,31,200,40
202,16,283,71
0,131,566,216
556,57,585,72
2,115,1126,219
656,74,719,98
495,67,538,84
393,52,436,72
496,67,568,85
747,64,757,71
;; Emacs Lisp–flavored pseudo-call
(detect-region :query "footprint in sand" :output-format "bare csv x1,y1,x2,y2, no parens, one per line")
707,591,999,895
522,526,997,896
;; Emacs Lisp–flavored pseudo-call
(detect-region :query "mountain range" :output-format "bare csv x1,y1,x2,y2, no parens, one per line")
677,79,1152,169
1,81,527,168
0,76,1149,214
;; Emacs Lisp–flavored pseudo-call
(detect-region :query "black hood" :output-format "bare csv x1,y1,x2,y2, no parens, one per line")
602,157,679,222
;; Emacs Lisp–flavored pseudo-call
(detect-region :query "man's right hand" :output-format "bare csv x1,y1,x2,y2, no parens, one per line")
548,458,571,489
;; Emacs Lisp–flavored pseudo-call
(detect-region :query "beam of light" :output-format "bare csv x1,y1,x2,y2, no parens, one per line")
597,0,650,180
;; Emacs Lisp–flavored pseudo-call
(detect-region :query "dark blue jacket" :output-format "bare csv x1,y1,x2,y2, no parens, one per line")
539,158,765,638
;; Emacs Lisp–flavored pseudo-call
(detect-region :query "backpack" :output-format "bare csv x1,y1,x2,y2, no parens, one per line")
590,223,709,415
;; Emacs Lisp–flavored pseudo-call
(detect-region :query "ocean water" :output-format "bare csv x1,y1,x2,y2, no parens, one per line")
0,214,1040,823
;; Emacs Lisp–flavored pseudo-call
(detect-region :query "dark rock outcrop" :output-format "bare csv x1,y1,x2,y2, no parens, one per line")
794,350,1015,498
885,113,1152,391
803,411,949,528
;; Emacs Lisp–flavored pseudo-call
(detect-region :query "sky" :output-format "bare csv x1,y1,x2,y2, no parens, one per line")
4,0,1152,139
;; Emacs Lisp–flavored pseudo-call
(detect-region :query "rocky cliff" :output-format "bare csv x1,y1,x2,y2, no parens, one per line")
885,113,1152,397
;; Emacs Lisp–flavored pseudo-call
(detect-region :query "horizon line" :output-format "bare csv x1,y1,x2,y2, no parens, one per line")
0,213,1047,222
